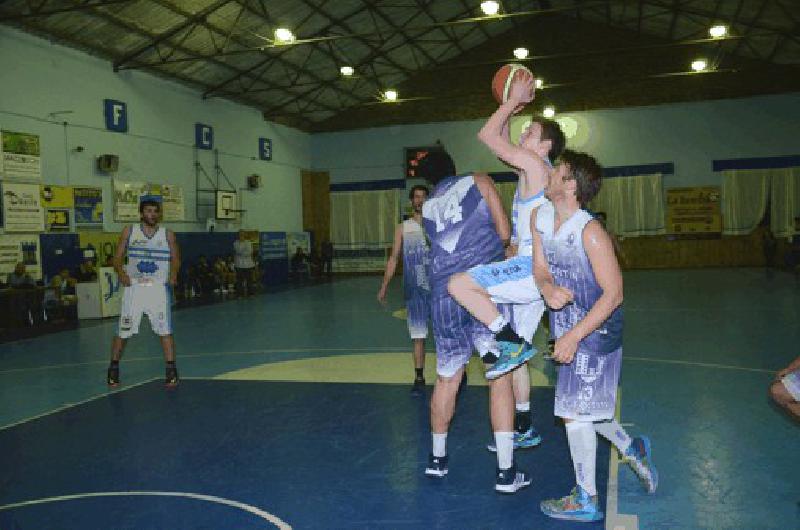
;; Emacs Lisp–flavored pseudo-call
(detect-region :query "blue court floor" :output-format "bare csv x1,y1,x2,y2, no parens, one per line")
0,269,798,529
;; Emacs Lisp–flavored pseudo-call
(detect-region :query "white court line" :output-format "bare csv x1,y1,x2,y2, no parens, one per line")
1,349,776,377
0,377,158,432
623,355,774,374
605,388,639,530
0,491,291,529
0,347,418,376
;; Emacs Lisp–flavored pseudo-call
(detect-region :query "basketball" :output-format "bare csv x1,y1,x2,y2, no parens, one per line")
491,63,533,104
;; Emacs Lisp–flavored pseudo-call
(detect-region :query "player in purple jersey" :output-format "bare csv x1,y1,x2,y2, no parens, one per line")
770,354,800,420
418,149,532,494
532,151,657,522
378,185,431,396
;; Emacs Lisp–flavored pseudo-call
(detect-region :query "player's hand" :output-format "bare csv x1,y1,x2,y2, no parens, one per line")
542,284,574,310
507,72,535,106
505,244,518,258
377,286,388,305
553,333,579,364
120,273,132,287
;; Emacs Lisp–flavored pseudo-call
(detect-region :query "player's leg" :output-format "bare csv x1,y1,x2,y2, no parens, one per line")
108,285,141,387
407,294,429,395
146,285,179,387
425,296,472,478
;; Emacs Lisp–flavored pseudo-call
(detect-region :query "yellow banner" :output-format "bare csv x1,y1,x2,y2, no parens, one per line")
40,185,74,208
666,187,722,234
79,232,120,266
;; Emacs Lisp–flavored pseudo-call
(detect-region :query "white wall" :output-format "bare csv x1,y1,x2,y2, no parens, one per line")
0,26,310,233
312,92,800,189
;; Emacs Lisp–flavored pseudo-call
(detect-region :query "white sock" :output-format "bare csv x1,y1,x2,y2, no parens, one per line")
494,431,514,469
515,401,530,413
432,433,447,457
565,421,598,497
488,315,507,333
594,419,632,454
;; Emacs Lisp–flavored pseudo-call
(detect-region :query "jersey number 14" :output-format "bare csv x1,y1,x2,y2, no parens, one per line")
433,194,463,232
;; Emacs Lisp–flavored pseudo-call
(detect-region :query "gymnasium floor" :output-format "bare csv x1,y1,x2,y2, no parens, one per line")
0,269,797,529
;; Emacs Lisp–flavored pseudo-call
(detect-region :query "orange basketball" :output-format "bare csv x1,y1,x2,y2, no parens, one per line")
491,63,533,104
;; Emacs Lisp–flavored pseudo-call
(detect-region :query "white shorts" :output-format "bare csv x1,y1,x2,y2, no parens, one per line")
118,283,173,339
782,369,800,401
468,255,544,342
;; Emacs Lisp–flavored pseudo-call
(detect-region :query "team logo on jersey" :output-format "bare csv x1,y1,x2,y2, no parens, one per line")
137,261,158,274
567,233,576,246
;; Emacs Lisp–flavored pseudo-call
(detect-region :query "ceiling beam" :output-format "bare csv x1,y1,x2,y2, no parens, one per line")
0,0,132,21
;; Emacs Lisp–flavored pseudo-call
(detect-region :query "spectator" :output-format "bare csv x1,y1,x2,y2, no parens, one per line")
233,231,256,297
195,255,215,295
7,262,36,326
8,262,34,289
321,240,334,277
103,255,114,267
212,257,234,294
53,269,78,302
76,258,98,282
291,247,309,280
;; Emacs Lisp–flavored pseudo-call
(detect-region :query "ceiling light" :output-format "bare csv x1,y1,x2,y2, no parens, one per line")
384,89,398,102
274,28,295,44
535,78,543,89
480,1,500,16
513,47,529,60
543,106,555,118
709,25,727,38
691,58,708,72
340,66,354,76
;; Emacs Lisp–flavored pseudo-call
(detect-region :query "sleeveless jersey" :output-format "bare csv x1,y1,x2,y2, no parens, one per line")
536,202,623,353
422,174,504,296
125,224,171,285
401,218,430,301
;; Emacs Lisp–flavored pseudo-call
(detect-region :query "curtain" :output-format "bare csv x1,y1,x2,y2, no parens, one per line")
768,167,800,238
329,189,400,246
589,173,665,236
720,169,770,235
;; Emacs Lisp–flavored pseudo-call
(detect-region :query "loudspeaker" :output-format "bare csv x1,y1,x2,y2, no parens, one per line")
97,154,119,173
247,174,261,189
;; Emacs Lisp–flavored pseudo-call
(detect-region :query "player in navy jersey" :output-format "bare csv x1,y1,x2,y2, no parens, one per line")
533,151,657,522
419,150,531,494
378,185,431,395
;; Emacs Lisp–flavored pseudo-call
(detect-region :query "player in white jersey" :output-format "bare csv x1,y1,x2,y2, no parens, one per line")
378,185,431,395
448,72,565,449
107,197,181,388
770,354,800,420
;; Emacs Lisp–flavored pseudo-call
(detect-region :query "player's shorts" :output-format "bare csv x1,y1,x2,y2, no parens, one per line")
554,346,622,422
782,369,800,401
468,254,544,343
406,292,430,339
431,293,494,378
118,282,173,339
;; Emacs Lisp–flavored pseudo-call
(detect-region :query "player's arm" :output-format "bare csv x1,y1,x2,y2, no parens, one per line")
777,355,800,380
554,221,622,364
167,229,180,286
474,173,510,245
377,223,403,303
532,209,573,310
478,73,547,179
114,226,132,287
